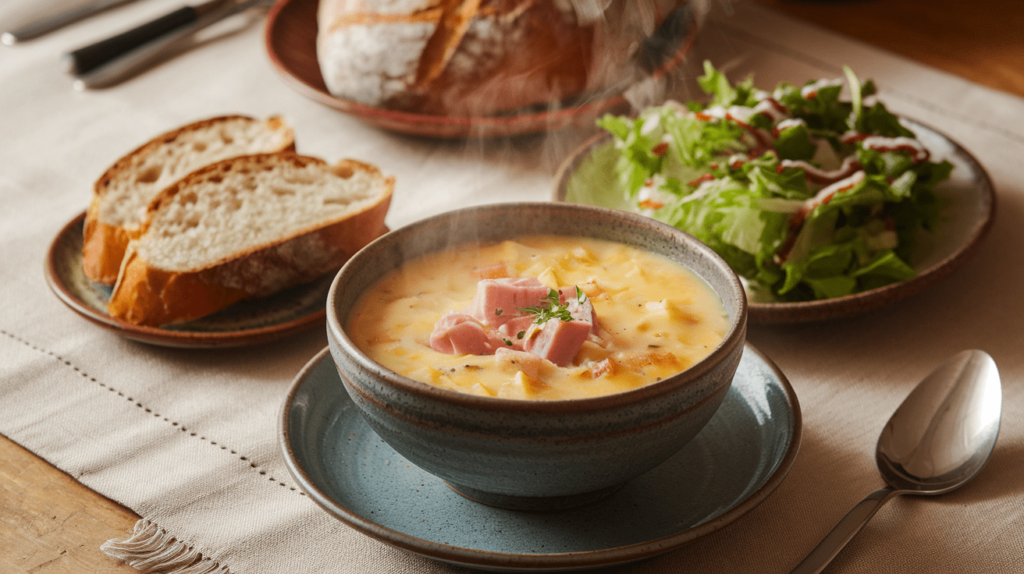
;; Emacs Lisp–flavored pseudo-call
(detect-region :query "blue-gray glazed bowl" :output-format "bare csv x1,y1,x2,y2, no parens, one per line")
326,202,747,511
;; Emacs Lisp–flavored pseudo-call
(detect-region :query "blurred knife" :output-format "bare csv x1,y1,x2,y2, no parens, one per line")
62,0,235,75
1,0,137,44
70,0,273,90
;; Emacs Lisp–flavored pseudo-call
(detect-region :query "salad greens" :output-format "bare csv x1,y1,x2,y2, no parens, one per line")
597,62,953,302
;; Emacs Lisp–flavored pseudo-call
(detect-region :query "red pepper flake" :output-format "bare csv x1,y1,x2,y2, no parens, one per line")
762,97,788,116
776,164,785,174
638,199,665,210
688,173,715,187
709,162,719,169
774,211,808,264
840,131,870,144
651,142,669,157
727,114,751,130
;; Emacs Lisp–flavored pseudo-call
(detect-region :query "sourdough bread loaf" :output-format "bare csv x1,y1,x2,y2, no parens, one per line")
83,115,295,284
107,153,393,327
316,0,686,117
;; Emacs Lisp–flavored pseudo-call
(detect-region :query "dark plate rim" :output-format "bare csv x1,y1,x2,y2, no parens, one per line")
262,0,699,138
44,212,328,348
552,117,997,324
279,344,802,571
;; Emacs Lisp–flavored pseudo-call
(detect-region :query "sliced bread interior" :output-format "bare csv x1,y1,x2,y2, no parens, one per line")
108,153,393,327
84,115,296,284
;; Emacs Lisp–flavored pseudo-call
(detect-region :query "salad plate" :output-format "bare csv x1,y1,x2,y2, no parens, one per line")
280,345,801,571
554,118,995,324
263,0,697,139
45,213,332,348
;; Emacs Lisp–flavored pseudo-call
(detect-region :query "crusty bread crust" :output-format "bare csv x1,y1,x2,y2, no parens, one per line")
83,115,296,284
107,154,393,327
106,245,251,327
317,0,685,116
82,203,132,283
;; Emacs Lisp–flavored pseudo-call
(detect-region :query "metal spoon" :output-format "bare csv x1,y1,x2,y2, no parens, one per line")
791,349,1002,574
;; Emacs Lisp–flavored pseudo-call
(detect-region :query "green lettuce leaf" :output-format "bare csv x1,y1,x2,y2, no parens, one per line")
597,61,954,302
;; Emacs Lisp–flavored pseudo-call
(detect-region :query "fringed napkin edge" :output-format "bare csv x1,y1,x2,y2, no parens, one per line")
101,519,229,574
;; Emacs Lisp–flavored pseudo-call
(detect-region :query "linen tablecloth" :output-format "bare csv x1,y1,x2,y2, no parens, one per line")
1,1,1022,572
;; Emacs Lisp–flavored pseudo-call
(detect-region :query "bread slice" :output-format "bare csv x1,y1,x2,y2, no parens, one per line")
107,153,393,327
83,115,296,284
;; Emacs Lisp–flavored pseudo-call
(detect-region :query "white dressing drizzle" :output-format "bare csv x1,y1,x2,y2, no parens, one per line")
802,170,866,213
861,136,929,162
752,98,789,122
800,78,843,99
775,118,806,133
780,155,862,184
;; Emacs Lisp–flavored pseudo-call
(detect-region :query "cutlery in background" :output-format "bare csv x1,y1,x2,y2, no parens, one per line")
61,0,234,75
68,0,273,90
1,0,138,45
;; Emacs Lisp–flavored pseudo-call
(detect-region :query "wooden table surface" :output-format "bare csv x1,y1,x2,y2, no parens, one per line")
2,1,1022,572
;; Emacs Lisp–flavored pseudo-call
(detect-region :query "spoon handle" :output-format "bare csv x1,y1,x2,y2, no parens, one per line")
790,487,901,574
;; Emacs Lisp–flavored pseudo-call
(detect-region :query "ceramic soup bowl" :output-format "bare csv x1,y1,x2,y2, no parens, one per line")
326,203,747,511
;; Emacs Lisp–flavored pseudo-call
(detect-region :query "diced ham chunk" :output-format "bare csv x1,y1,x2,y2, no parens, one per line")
496,315,535,345
558,286,599,334
463,278,551,327
523,319,592,367
429,313,498,355
430,278,599,368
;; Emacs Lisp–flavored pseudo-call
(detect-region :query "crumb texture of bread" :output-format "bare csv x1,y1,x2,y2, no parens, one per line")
140,155,383,272
84,115,295,284
108,153,393,326
95,116,295,230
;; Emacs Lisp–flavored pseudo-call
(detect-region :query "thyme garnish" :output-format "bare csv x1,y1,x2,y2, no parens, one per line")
519,287,588,325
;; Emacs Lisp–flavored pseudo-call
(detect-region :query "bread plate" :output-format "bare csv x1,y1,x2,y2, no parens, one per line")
262,0,697,139
553,117,996,324
46,212,334,348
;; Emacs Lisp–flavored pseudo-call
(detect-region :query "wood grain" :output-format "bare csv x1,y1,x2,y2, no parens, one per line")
753,0,1024,99
0,438,139,574
4,1,1022,572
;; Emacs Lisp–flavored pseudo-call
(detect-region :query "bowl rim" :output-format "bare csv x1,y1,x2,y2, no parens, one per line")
326,202,748,413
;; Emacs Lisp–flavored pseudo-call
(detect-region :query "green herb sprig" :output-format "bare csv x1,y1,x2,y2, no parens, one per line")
520,288,587,325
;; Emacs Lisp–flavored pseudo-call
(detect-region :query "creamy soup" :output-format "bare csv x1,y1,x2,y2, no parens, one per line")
347,236,730,400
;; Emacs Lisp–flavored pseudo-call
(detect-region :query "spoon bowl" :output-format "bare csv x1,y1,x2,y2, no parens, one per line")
792,349,1001,574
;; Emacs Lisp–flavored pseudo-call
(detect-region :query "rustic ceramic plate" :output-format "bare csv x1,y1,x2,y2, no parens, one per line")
262,0,697,139
280,344,801,571
553,118,996,324
45,212,332,348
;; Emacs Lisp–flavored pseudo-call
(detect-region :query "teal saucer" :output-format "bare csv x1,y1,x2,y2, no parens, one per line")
280,344,801,571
